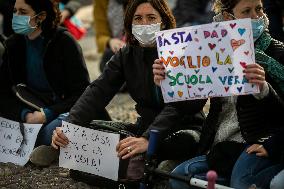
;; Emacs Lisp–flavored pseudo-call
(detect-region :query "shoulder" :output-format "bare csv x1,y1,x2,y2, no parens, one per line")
5,34,25,49
266,38,284,64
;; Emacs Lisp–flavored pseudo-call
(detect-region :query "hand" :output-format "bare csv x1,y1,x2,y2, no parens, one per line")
60,9,71,24
116,137,149,159
244,63,266,91
153,59,165,86
109,38,125,53
51,127,69,149
25,111,45,124
246,144,268,157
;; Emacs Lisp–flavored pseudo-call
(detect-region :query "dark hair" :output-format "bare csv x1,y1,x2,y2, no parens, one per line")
124,0,176,45
24,0,61,35
212,0,241,14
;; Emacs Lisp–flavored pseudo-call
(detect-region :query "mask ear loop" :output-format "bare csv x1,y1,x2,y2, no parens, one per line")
29,12,43,28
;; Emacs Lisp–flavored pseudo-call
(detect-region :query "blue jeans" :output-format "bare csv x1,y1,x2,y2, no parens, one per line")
231,148,284,189
36,113,68,146
170,155,229,189
270,169,284,189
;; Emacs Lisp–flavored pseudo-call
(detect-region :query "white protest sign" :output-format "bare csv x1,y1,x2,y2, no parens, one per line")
0,117,42,166
156,18,258,103
59,121,120,181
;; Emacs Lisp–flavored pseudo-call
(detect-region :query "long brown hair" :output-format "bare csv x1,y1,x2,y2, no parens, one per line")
212,0,242,14
124,0,176,45
24,0,61,36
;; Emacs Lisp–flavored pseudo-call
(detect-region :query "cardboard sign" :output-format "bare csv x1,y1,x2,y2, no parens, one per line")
156,18,258,102
59,121,120,181
0,117,42,166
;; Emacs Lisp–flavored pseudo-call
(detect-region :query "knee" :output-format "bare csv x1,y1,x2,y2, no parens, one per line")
270,174,284,189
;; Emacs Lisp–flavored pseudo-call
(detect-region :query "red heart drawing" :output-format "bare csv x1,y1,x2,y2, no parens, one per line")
230,23,237,29
240,62,247,68
224,87,230,92
208,43,216,50
244,51,249,55
231,39,245,51
169,51,174,55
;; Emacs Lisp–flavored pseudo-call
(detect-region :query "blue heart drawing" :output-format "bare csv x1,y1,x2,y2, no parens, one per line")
198,88,204,92
238,28,246,36
228,67,234,73
212,67,218,73
168,91,174,97
194,69,200,74
237,87,243,93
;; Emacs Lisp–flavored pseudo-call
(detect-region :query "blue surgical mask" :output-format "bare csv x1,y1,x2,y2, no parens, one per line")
228,13,265,41
251,17,265,41
12,14,37,35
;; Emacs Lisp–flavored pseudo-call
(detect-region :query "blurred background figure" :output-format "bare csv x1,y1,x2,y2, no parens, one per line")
172,0,214,27
0,0,82,37
93,0,128,72
263,0,284,42
0,0,15,36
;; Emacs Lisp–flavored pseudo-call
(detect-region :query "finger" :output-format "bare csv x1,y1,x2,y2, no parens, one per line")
56,128,69,141
118,141,134,153
118,146,131,158
256,152,265,156
51,141,59,150
154,75,165,80
245,73,265,81
53,139,67,148
153,62,164,69
117,137,135,152
121,149,137,160
153,68,165,75
246,145,256,153
54,134,69,146
246,63,264,70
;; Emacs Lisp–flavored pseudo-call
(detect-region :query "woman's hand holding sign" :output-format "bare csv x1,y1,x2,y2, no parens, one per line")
243,63,266,91
153,59,166,86
51,127,69,149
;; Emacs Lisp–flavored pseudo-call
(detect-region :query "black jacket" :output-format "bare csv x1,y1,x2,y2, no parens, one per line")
67,45,206,137
0,27,90,121
197,38,284,154
263,128,284,163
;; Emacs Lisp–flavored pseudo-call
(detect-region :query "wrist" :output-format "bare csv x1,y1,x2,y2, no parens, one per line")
40,108,46,123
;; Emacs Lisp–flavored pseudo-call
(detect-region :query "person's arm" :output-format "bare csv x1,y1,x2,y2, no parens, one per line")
63,0,81,18
66,46,126,125
141,100,207,140
44,31,90,117
263,129,284,161
94,0,111,53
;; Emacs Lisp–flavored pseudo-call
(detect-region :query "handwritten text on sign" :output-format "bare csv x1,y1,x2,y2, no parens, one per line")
156,18,258,102
59,121,120,181
0,117,42,166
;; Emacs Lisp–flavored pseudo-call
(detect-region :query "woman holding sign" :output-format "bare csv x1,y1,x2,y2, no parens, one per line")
52,0,206,186
153,0,284,188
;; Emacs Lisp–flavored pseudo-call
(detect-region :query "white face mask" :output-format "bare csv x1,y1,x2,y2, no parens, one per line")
132,23,161,46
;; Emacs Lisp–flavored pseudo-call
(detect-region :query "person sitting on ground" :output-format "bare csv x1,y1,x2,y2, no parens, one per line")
94,0,128,72
153,0,284,188
0,0,90,163
52,0,206,186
